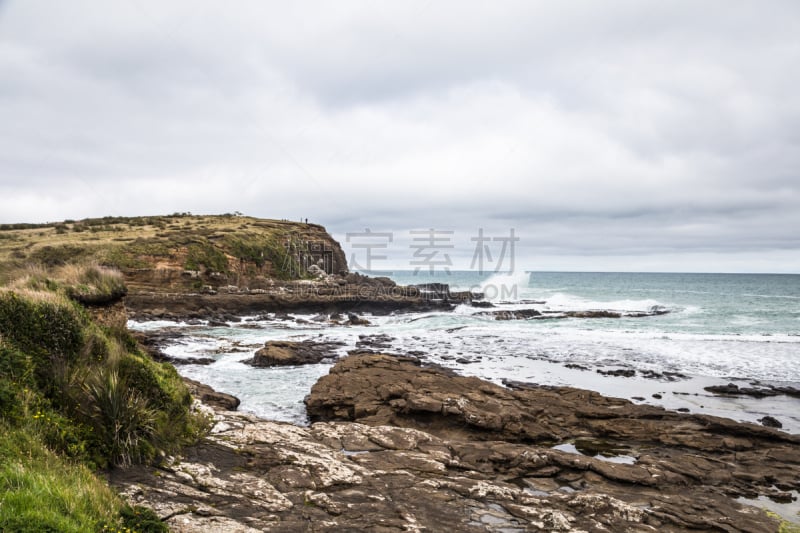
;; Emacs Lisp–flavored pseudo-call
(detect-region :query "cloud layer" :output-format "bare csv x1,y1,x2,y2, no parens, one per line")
1,1,798,271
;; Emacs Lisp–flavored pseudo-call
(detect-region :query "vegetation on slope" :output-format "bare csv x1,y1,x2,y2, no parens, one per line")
0,265,208,531
0,213,326,287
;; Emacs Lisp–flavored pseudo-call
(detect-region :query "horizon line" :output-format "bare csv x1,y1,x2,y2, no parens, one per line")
355,269,800,276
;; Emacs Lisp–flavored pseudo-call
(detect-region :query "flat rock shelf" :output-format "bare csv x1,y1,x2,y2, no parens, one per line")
109,353,799,532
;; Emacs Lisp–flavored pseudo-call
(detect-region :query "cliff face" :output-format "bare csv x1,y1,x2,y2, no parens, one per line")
120,219,349,294
0,214,348,294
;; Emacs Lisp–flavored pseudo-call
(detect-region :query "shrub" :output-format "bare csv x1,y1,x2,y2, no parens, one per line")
225,234,305,279
115,350,195,456
0,377,22,421
185,242,228,272
29,244,92,266
0,286,191,530
0,291,85,394
101,246,150,269
81,366,158,467
31,407,94,464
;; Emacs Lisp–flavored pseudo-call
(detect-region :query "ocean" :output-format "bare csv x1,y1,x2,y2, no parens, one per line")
129,271,800,431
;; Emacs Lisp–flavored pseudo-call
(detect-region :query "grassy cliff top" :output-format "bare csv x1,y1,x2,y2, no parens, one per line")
0,213,346,287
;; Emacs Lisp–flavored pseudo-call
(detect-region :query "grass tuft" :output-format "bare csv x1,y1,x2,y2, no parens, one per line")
0,424,122,532
61,264,128,305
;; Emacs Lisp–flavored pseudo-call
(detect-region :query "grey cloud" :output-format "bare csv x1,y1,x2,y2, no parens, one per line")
1,1,799,271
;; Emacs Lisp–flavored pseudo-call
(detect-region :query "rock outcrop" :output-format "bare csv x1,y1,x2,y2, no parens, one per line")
109,355,799,531
182,378,241,411
243,340,345,367
303,353,800,530
705,382,800,399
125,277,477,319
118,409,712,532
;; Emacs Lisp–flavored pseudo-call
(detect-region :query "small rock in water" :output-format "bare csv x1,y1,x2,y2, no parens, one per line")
652,393,663,399
347,313,371,326
596,368,636,378
564,363,590,371
759,416,783,428
356,334,393,350
631,397,645,401
677,407,690,413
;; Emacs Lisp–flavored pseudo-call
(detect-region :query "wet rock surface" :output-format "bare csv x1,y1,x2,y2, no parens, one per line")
705,381,800,399
134,329,259,366
481,308,543,320
355,333,395,351
760,415,784,429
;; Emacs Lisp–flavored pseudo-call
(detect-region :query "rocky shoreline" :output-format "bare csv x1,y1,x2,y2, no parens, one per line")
125,276,479,322
109,352,799,532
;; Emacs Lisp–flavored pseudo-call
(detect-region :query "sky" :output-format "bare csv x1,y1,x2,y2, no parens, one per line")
1,1,799,273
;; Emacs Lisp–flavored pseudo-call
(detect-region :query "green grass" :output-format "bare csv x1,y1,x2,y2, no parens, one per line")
0,424,121,532
0,424,170,532
0,282,211,530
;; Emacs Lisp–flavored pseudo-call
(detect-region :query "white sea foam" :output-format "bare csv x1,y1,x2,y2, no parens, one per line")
479,271,531,301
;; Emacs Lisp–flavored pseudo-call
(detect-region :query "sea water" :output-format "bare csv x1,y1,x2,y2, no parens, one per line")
129,271,800,430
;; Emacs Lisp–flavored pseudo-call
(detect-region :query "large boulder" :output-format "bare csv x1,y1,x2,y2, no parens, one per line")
243,340,344,367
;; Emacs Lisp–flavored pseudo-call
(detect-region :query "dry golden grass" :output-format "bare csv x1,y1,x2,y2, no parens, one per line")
57,263,123,286
0,286,71,307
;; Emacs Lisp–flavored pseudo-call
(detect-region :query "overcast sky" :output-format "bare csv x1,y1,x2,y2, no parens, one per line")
1,1,799,273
